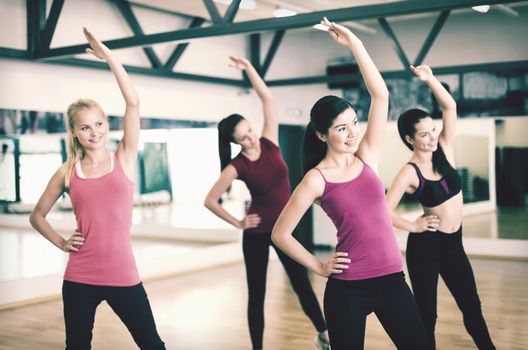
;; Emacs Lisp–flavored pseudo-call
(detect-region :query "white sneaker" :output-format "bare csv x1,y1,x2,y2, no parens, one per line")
315,334,331,350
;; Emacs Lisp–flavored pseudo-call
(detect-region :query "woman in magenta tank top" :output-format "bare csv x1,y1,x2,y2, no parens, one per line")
386,65,495,350
204,56,330,350
29,28,165,350
272,18,429,350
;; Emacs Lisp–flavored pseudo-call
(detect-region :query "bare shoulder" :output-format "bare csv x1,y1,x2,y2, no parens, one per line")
221,164,238,179
399,163,418,181
394,163,419,190
54,163,68,183
45,163,68,193
298,169,325,197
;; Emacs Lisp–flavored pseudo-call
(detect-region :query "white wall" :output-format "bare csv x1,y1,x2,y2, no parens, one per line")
496,117,528,147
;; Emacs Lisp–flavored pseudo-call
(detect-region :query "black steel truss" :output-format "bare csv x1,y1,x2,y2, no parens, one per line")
0,0,525,88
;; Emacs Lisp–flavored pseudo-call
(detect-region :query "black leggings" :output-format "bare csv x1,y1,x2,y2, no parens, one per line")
407,228,495,350
62,280,165,350
324,272,429,350
242,231,327,349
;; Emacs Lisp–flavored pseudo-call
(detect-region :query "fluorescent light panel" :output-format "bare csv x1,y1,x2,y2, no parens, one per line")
213,0,257,10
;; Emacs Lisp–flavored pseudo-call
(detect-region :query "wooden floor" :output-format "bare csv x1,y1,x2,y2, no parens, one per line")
0,251,527,350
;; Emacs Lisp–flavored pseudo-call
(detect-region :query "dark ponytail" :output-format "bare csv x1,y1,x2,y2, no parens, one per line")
217,114,244,171
303,122,327,173
397,108,452,176
303,95,354,173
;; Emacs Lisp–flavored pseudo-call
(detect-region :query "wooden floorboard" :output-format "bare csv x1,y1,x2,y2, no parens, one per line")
0,251,527,349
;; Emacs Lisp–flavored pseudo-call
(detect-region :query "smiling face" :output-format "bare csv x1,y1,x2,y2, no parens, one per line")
232,119,258,151
318,107,360,154
407,116,438,152
72,107,108,151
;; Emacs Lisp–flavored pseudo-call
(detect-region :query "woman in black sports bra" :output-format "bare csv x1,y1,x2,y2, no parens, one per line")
386,65,495,350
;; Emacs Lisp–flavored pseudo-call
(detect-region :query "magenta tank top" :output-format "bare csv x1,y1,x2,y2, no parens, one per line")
317,157,403,280
64,154,140,286
230,137,290,233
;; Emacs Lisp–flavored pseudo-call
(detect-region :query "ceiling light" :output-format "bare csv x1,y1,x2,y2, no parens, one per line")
213,0,257,10
274,8,297,17
472,5,490,13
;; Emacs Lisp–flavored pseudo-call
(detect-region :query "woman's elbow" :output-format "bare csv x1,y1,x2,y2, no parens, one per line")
29,210,39,229
271,229,281,246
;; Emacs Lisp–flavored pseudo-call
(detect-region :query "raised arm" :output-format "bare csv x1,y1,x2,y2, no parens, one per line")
411,65,457,150
229,56,279,145
272,170,350,277
83,27,140,173
204,165,261,230
322,17,389,169
29,166,85,252
386,165,439,232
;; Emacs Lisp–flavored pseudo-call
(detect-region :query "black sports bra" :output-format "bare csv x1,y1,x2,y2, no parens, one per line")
408,162,461,208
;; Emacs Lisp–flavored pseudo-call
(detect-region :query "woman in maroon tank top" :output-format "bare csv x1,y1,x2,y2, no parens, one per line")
272,18,429,350
30,28,165,349
386,65,496,350
204,56,330,350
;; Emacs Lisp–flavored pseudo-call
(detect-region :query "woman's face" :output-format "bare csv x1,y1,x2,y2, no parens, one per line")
409,117,438,152
232,119,258,151
72,108,108,151
319,107,360,154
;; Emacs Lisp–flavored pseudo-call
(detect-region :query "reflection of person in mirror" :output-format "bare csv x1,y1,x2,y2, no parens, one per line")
272,18,429,350
0,109,18,135
386,65,495,350
29,27,165,350
203,56,330,350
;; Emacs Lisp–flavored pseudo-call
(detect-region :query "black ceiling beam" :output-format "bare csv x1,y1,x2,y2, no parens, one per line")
0,47,30,59
378,18,411,72
42,57,246,87
114,0,162,69
246,33,261,84
27,0,46,58
249,33,260,70
38,0,65,52
164,17,205,71
266,60,528,87
260,30,285,78
36,0,523,59
203,0,222,24
223,0,241,24
414,10,451,66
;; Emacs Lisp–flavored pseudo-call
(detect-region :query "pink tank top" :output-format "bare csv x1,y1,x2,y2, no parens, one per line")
64,154,140,286
317,157,403,280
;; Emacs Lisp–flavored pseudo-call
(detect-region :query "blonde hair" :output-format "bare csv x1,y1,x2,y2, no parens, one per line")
64,99,105,188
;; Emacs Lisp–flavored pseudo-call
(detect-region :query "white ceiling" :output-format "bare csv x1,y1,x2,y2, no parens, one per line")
129,0,404,23
128,0,528,34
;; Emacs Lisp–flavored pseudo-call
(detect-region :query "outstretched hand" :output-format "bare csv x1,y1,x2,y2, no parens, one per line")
321,17,360,48
83,27,110,60
410,65,434,82
229,56,251,70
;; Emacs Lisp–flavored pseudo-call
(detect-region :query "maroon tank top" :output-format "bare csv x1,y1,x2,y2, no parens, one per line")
230,137,290,233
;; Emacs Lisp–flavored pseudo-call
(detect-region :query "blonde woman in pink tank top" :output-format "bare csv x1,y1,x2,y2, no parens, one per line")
272,18,429,350
30,28,165,350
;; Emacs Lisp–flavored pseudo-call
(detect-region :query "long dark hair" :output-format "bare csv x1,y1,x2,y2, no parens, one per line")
303,95,354,173
397,108,451,176
217,114,245,170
